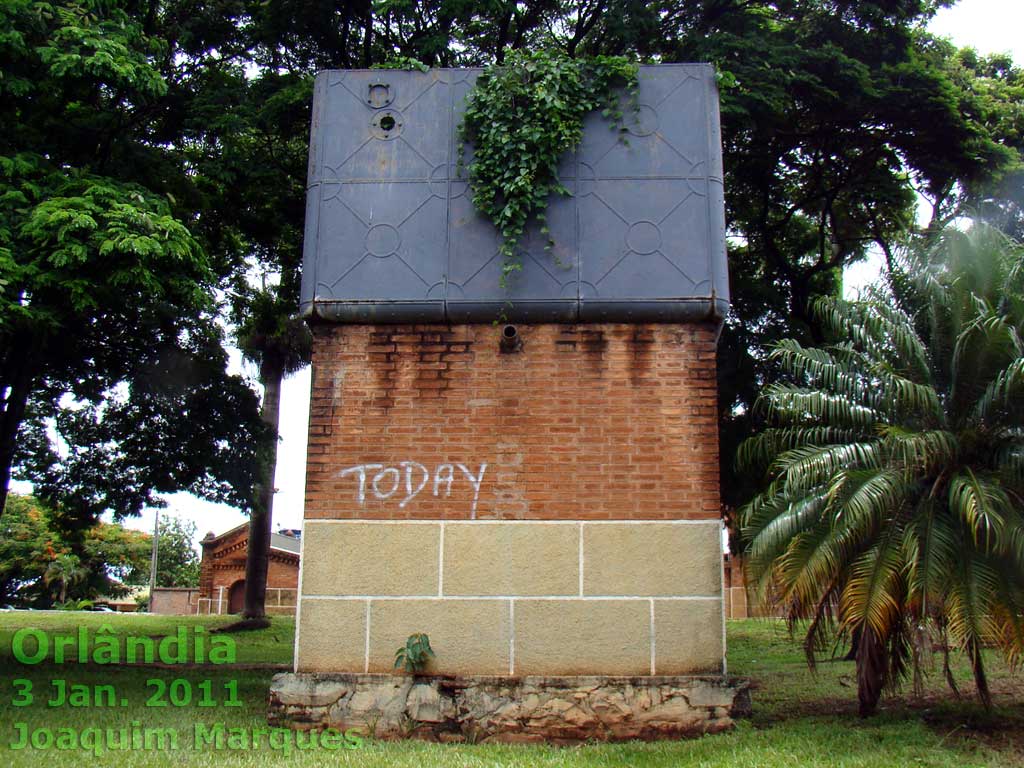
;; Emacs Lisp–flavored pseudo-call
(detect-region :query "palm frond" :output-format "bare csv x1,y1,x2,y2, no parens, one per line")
763,384,881,429
973,357,1024,424
948,469,1012,552
772,442,883,497
736,426,860,473
737,223,1024,713
880,427,958,476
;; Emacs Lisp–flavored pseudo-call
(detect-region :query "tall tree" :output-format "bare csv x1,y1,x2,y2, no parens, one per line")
192,69,312,621
934,49,1024,239
232,284,310,621
0,1,265,524
740,224,1024,715
234,1,1021,515
646,3,1019,510
151,516,202,588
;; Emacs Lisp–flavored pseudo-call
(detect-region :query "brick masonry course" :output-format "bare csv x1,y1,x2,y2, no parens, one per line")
304,323,721,521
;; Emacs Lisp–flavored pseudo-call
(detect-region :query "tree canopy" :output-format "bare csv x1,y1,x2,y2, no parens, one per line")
0,0,266,525
0,493,151,606
228,0,1024,510
0,494,201,605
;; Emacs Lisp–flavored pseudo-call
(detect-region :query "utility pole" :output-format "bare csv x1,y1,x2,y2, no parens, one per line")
148,509,160,612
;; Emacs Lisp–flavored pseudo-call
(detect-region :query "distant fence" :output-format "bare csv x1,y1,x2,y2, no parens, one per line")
194,587,297,616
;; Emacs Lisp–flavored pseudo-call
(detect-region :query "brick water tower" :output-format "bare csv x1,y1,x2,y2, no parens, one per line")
270,65,748,741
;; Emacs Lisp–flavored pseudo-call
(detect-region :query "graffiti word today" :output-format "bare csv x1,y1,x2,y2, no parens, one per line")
338,461,487,516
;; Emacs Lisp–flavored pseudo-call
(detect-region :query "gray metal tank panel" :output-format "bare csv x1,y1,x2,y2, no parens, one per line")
301,65,729,324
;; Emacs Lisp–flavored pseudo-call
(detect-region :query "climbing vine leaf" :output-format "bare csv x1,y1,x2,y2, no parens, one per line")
458,50,638,286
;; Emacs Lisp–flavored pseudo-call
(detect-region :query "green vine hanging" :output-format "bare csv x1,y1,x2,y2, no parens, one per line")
458,50,638,287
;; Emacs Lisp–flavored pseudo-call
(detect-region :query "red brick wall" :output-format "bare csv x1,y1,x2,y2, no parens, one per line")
305,323,720,521
206,557,300,595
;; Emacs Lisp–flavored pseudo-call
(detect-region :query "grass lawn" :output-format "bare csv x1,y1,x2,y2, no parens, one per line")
1,612,1022,766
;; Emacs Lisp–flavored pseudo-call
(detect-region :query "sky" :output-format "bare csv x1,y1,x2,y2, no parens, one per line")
14,0,1023,550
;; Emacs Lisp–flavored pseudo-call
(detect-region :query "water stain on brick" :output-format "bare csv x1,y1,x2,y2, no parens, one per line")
555,326,607,372
627,325,656,385
367,330,400,411
580,328,608,360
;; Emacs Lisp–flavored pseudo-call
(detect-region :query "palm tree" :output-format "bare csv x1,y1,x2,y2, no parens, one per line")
232,283,310,623
739,224,1024,716
44,553,88,605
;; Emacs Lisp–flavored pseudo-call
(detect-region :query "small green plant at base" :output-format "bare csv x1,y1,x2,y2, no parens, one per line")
394,632,434,674
398,712,419,737
458,49,638,288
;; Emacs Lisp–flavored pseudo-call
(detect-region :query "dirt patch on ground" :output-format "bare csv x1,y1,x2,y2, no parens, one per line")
912,676,1024,766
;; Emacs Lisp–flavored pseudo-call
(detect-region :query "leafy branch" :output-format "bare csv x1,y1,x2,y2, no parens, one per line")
394,632,434,674
458,49,638,287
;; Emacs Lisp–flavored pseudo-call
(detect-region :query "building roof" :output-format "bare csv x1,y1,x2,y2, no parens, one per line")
271,530,301,554
201,523,301,557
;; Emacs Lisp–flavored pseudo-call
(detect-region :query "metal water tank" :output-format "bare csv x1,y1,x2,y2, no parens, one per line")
301,64,729,323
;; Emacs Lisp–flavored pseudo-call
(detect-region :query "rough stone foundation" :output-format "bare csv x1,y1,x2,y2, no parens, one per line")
269,673,750,743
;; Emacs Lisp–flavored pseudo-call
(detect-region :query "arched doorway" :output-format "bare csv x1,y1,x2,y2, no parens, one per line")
227,580,245,614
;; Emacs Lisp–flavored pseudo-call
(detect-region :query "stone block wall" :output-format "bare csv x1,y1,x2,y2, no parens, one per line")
297,520,723,675
297,322,725,677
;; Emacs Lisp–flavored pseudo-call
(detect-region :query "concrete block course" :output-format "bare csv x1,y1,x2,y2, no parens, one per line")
368,599,510,675
583,522,721,596
295,598,367,672
301,521,440,596
513,599,652,675
443,522,578,596
654,599,725,674
292,520,727,676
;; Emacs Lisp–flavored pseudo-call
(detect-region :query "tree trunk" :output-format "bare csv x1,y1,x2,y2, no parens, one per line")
856,626,887,717
0,332,40,520
242,360,284,622
968,638,992,710
362,5,373,68
844,626,861,661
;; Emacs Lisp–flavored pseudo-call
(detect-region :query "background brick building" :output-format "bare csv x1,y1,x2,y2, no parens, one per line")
198,524,301,615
